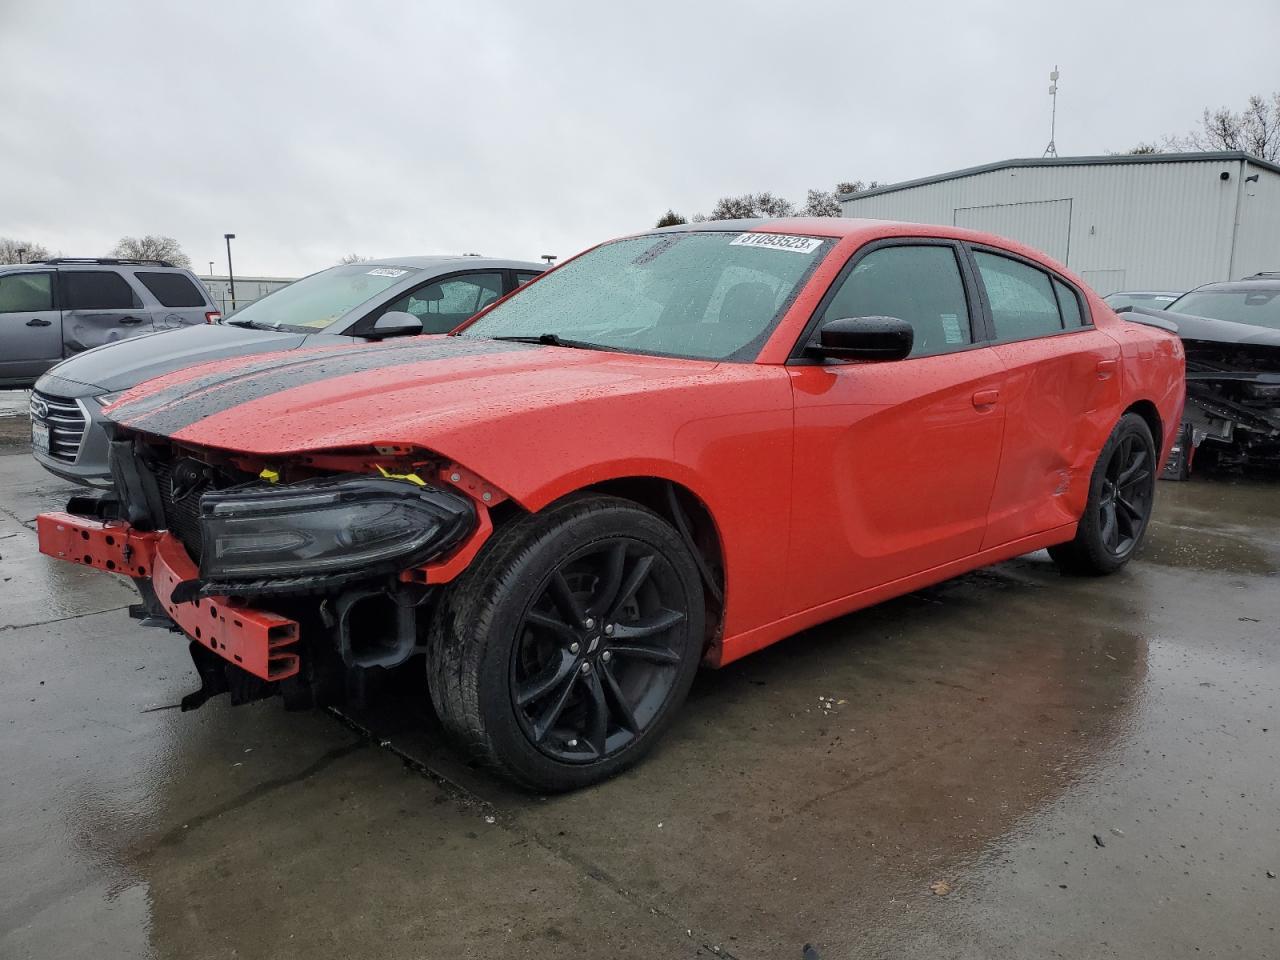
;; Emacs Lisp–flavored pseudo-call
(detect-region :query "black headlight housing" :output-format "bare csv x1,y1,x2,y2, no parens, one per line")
197,475,476,584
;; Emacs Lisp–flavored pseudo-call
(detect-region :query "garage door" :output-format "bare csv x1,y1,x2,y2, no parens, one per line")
953,199,1072,264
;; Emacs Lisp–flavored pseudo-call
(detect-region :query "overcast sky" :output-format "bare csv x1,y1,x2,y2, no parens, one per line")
1,0,1276,277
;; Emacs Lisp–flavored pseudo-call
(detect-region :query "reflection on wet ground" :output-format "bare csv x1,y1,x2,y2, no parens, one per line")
1,452,1276,959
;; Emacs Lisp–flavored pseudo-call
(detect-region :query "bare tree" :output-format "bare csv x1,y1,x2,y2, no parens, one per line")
111,235,191,267
801,189,842,218
707,194,762,220
1182,93,1280,160
0,237,51,263
339,253,369,264
836,180,880,196
688,181,881,221
705,192,796,220
655,210,687,227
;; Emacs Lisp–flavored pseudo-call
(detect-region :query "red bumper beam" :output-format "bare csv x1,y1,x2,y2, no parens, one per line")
37,512,301,682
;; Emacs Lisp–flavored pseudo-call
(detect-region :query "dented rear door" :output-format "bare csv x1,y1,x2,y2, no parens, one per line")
58,269,155,354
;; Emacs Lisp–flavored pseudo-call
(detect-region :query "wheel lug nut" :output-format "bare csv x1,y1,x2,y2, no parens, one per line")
582,618,595,629
604,624,614,636
569,642,580,654
602,651,612,663
580,662,592,673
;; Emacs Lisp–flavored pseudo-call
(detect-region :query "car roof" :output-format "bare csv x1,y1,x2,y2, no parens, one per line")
359,256,544,272
645,216,1066,252
1189,279,1280,294
1105,290,1181,297
649,217,891,238
0,261,197,274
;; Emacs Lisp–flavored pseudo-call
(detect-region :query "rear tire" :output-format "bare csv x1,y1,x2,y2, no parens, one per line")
1049,413,1157,576
427,494,704,792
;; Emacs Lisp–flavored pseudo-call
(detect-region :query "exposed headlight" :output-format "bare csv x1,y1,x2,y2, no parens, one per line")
198,476,475,582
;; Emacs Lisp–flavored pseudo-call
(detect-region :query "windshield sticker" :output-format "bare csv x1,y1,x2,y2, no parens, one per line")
730,233,824,255
366,268,409,278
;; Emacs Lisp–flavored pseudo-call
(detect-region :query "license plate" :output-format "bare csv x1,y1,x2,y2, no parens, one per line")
32,419,50,455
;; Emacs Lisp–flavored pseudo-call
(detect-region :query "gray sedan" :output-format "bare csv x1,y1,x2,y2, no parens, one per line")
31,255,544,486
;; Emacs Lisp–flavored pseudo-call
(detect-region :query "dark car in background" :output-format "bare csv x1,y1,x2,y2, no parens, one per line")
30,255,543,485
0,258,219,389
1127,276,1280,477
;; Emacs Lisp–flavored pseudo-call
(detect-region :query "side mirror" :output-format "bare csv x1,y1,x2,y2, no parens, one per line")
371,310,423,338
806,316,913,361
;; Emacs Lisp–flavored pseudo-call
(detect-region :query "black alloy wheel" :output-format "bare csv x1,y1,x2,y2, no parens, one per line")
427,494,704,791
511,539,686,763
1049,412,1157,576
1098,432,1154,557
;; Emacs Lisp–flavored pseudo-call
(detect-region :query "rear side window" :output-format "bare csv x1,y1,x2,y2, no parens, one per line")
974,252,1062,340
134,271,207,307
0,272,54,312
62,271,140,310
822,244,972,357
1054,278,1084,328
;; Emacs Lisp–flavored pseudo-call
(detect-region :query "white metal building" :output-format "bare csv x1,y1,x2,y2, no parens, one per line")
198,275,295,314
838,151,1280,294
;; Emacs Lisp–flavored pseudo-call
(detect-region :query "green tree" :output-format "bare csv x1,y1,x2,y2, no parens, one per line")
655,210,687,227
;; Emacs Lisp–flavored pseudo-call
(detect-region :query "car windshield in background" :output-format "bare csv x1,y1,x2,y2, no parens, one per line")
1104,292,1178,310
226,264,419,332
459,231,831,361
1167,288,1280,330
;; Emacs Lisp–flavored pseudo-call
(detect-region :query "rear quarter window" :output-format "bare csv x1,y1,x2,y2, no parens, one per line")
134,271,207,307
1053,278,1085,328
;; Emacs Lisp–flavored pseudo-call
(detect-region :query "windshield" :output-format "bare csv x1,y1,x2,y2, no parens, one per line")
226,264,419,332
458,231,831,361
1167,287,1280,330
1104,292,1178,310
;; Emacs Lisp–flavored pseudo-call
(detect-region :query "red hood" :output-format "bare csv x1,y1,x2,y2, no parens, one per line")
108,335,719,457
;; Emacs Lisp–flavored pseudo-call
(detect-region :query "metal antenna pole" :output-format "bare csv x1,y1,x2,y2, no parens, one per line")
1043,66,1059,157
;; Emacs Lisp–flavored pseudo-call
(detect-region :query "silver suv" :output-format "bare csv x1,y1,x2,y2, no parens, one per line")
0,258,219,389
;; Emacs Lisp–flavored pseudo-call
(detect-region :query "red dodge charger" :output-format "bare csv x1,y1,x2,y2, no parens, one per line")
37,218,1185,790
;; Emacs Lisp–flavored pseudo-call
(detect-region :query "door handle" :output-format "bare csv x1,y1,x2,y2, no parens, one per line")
972,389,1000,408
1096,359,1118,379
118,316,144,326
25,318,52,327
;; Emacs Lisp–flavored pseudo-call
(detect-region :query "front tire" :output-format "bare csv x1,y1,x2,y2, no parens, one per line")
427,494,704,792
1049,413,1157,576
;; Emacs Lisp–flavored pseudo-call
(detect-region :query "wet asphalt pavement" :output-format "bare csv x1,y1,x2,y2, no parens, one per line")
1,441,1277,959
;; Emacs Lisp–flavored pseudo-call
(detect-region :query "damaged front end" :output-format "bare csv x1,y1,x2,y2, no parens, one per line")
1168,340,1280,478
37,430,491,711
1126,308,1280,479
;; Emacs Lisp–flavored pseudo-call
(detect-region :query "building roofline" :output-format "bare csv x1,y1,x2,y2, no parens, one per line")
838,151,1280,202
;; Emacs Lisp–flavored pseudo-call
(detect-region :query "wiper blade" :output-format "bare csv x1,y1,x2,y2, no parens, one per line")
491,333,604,351
224,319,272,330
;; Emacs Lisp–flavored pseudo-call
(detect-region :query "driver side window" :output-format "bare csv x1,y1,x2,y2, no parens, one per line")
822,245,972,358
384,272,504,334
